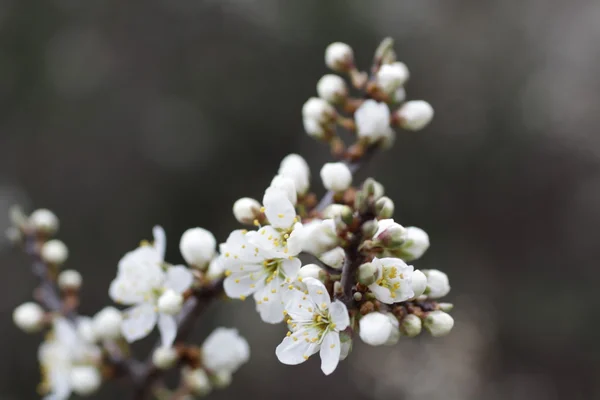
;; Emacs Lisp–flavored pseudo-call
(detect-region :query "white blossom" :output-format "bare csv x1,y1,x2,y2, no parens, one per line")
69,366,101,396
368,257,414,304
373,219,407,249
320,162,352,192
41,239,69,265
152,346,179,370
424,311,454,337
57,269,82,290
325,42,354,72
359,312,399,346
294,218,338,256
396,100,434,131
13,302,45,333
179,227,216,268
276,277,350,375
29,208,59,235
354,100,394,144
109,226,194,347
92,307,123,340
302,97,335,123
316,74,347,103
377,62,409,93
202,327,250,374
278,154,310,195
232,197,261,225
157,289,184,315
423,269,451,299
399,226,430,261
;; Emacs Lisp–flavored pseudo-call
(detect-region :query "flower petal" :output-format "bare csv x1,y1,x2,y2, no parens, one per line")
254,277,285,324
109,277,145,305
221,230,270,265
303,277,331,309
280,257,301,279
224,271,264,299
121,304,157,343
152,225,167,260
263,187,296,229
329,300,350,331
158,313,177,348
284,288,314,322
319,331,341,375
275,329,319,365
164,265,194,293
368,283,395,304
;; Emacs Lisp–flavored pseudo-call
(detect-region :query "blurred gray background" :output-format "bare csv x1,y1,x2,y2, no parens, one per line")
0,0,598,399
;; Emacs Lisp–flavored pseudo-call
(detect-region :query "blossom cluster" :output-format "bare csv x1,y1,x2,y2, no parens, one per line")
8,37,454,398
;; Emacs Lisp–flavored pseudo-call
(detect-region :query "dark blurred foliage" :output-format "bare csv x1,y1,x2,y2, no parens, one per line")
1,0,599,399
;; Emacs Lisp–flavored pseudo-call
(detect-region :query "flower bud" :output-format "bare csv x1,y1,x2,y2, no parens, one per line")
202,327,249,374
77,317,97,343
393,87,406,103
29,208,59,235
41,239,68,265
438,302,454,312
232,198,261,225
318,247,345,270
303,117,327,139
320,162,352,192
70,366,101,396
157,290,184,315
410,269,427,298
317,74,348,103
400,314,422,337
270,175,297,205
206,256,226,281
302,97,336,123
13,302,45,333
92,307,123,340
399,226,430,261
375,196,394,218
152,346,179,370
322,204,353,222
278,154,310,195
57,269,82,290
424,311,454,337
183,367,212,396
180,228,216,269
423,269,451,299
377,62,409,93
361,219,379,239
211,370,232,389
373,219,406,249
354,100,394,144
325,42,354,72
396,100,434,131
298,264,326,281
359,312,399,346
357,262,378,286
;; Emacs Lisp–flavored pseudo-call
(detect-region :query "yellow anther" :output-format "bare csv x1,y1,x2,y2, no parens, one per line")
308,307,313,312
303,355,308,360
260,206,266,213
277,213,284,218
283,248,288,254
224,270,232,277
263,297,269,301
317,290,323,295
305,338,310,343
316,315,322,322
286,331,292,337
330,344,336,349
271,289,277,294
311,338,318,343
225,252,230,257
235,279,240,283
241,245,246,249
293,337,298,342
250,284,256,288
284,233,289,239
239,295,246,301
288,285,294,290
253,219,260,226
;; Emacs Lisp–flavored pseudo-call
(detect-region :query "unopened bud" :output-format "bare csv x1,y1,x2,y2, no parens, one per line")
232,198,261,225
13,302,45,333
375,196,394,218
29,209,59,235
303,117,327,140
396,100,434,131
41,239,68,265
361,220,379,239
157,290,184,315
322,204,353,222
152,346,179,370
92,307,123,340
57,269,82,290
357,262,378,286
319,247,345,270
424,311,454,337
317,74,348,104
373,219,406,249
69,366,101,396
400,314,422,337
333,281,343,295
302,97,336,124
410,269,427,298
438,302,454,312
359,312,399,346
325,42,354,72
183,367,212,396
377,62,409,94
180,228,217,269
320,162,352,192
423,269,451,299
298,264,327,282
399,226,430,261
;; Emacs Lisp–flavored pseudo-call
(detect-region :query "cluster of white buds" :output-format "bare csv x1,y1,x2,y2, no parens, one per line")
9,37,452,398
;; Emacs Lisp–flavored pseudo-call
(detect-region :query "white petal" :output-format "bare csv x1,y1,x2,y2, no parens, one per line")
284,289,314,322
303,277,331,309
247,226,285,254
224,271,264,299
109,277,145,305
121,304,157,343
275,329,319,365
339,339,352,361
221,230,269,266
329,300,350,331
263,187,296,229
254,278,285,324
45,369,71,400
280,257,301,279
319,331,341,375
368,283,395,304
158,313,177,348
164,265,194,293
152,225,167,260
